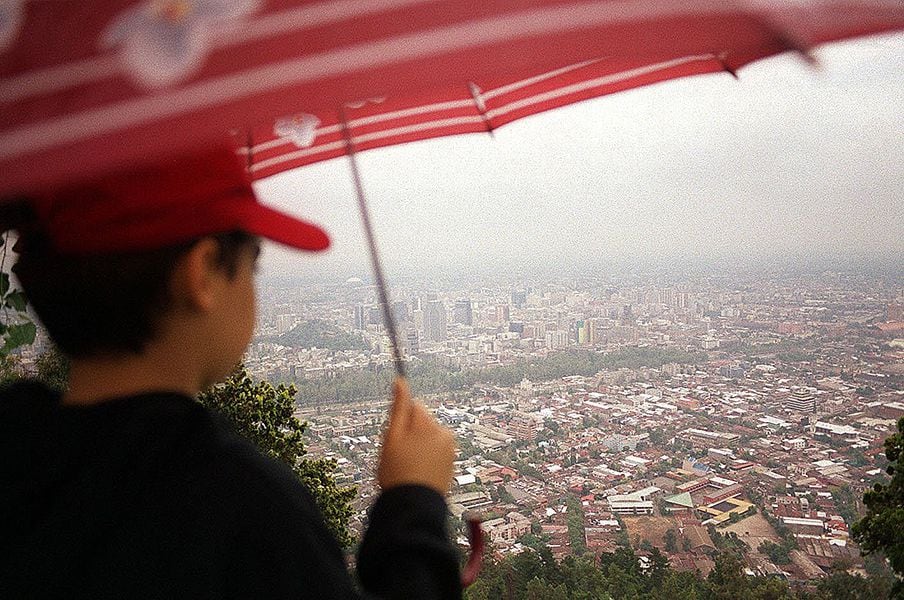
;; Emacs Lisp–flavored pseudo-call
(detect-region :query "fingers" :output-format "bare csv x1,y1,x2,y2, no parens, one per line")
388,377,412,430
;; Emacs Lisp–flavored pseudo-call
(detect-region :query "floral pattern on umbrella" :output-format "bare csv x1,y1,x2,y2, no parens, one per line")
100,0,261,88
273,113,321,149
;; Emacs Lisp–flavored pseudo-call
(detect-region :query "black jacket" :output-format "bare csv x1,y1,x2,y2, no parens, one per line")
0,381,461,599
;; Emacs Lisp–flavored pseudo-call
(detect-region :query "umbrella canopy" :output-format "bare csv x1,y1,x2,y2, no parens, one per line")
2,0,904,194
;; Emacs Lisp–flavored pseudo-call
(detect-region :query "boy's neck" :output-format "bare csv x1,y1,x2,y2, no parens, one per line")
64,348,202,406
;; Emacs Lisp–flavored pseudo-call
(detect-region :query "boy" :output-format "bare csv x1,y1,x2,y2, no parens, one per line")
0,146,461,598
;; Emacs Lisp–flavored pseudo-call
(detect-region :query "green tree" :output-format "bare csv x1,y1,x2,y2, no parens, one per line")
495,484,515,504
648,546,670,589
707,552,751,599
0,353,22,386
199,367,356,548
759,540,792,565
276,319,370,353
853,417,904,597
665,528,678,553
525,577,567,600
0,233,36,355
560,555,607,600
653,570,702,600
565,495,588,556
816,571,892,600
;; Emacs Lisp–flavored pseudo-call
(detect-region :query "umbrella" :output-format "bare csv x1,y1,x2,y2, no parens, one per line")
2,0,904,194
2,0,903,587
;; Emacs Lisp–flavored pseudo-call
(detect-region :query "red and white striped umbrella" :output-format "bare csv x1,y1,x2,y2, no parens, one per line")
2,0,903,195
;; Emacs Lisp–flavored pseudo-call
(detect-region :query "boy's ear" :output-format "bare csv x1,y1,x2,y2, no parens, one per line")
172,238,223,312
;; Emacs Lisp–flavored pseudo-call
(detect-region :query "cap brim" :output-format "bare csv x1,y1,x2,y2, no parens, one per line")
244,204,330,251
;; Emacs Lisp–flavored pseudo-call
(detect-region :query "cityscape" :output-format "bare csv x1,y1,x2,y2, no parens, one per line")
247,266,903,589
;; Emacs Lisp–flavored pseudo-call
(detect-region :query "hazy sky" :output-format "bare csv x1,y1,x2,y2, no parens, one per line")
254,33,904,281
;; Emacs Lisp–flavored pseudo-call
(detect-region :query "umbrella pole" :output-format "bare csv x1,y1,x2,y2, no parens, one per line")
339,112,406,379
339,110,485,589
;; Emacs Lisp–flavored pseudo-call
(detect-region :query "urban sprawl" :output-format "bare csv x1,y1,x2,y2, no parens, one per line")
247,270,904,585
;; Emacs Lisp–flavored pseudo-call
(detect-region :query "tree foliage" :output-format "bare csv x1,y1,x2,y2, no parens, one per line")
464,547,820,600
853,417,904,597
0,233,36,355
665,528,678,553
291,347,707,407
276,319,370,352
565,495,588,556
815,571,893,600
198,367,357,548
759,540,792,565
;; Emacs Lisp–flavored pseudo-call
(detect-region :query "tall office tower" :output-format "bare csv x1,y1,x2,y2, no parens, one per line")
276,313,296,335
393,300,409,324
545,330,569,350
495,304,510,324
622,304,633,323
423,299,447,342
453,299,473,325
353,305,368,330
406,330,420,355
412,309,424,332
511,290,527,307
587,319,598,344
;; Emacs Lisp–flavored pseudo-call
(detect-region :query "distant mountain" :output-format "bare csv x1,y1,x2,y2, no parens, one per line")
277,320,370,353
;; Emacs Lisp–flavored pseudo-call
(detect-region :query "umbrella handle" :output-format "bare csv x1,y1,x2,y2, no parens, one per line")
460,517,485,588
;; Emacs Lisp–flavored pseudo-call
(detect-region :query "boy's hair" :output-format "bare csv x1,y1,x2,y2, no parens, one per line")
11,215,258,358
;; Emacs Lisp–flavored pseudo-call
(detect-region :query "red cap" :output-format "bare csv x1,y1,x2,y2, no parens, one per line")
30,143,329,254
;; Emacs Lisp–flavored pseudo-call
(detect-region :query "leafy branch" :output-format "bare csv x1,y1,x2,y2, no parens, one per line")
0,232,36,355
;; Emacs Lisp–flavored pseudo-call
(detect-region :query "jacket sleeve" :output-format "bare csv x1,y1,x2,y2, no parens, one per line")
357,485,462,600
220,444,461,599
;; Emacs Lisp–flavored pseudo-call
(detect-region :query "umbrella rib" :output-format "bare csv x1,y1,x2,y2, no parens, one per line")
339,109,407,378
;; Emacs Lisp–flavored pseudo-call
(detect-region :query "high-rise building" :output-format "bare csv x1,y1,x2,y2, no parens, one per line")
453,299,473,325
393,300,409,324
405,330,420,355
353,305,368,330
545,330,569,350
785,388,817,413
423,299,447,342
495,304,510,324
622,304,633,323
276,314,296,335
511,290,527,307
574,319,597,344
